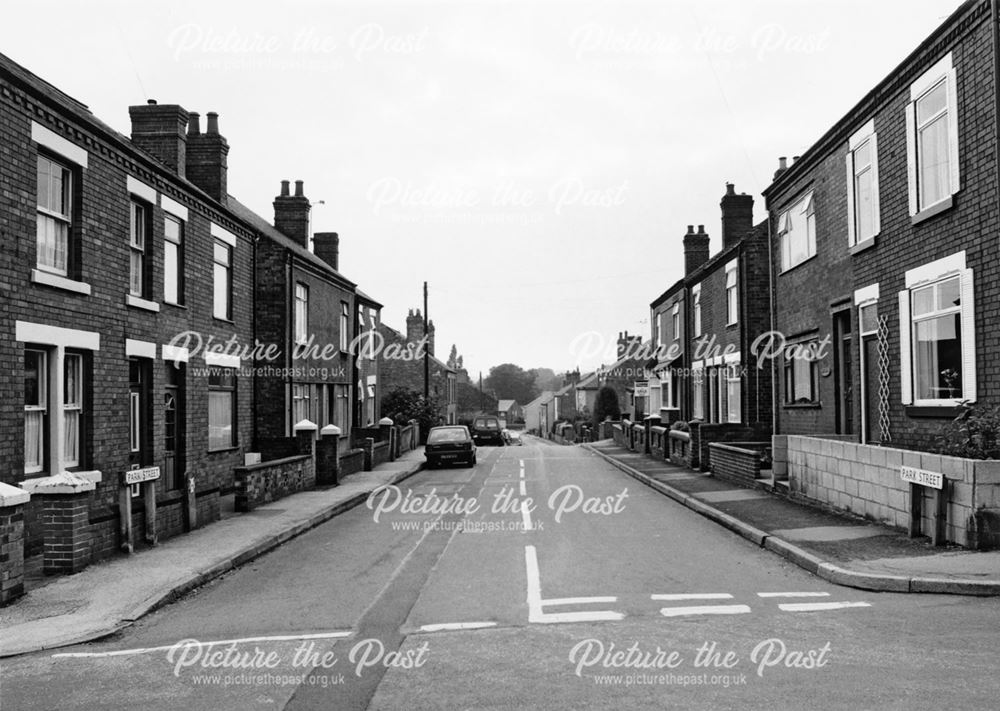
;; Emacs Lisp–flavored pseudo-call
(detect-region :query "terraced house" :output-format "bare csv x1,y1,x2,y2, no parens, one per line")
764,0,999,450
0,53,256,582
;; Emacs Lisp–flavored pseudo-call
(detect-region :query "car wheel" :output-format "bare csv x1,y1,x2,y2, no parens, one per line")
466,455,476,467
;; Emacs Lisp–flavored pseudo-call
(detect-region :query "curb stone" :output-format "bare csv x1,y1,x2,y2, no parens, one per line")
583,444,1000,597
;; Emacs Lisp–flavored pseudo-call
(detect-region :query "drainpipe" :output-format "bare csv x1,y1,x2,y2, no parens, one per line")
767,210,778,437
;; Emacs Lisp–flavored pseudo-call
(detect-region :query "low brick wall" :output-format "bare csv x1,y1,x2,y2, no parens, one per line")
779,435,1000,549
693,423,770,472
650,426,667,460
612,424,626,447
398,425,416,455
340,448,365,477
709,442,770,488
364,440,392,471
234,454,315,512
631,424,645,453
0,501,26,605
668,430,692,467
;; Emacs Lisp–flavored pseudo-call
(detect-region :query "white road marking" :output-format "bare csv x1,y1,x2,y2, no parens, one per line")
51,631,352,659
779,601,872,612
524,545,623,624
757,591,832,598
521,499,532,531
543,596,618,607
652,593,734,601
419,622,497,632
519,479,527,497
659,605,752,618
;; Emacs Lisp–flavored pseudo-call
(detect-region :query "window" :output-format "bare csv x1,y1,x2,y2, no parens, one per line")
36,155,73,276
725,261,738,325
671,303,680,341
334,384,350,435
691,368,704,420
859,302,879,336
208,367,236,449
784,348,819,404
725,364,741,423
128,358,146,457
24,350,47,474
778,191,816,271
906,53,959,217
292,383,310,424
63,353,82,467
213,240,232,320
129,200,150,297
904,275,968,403
847,120,880,246
340,302,349,351
368,312,378,360
164,215,184,305
692,285,702,337
294,283,309,345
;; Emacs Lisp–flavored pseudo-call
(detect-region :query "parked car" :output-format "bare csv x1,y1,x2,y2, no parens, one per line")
471,416,505,446
425,426,477,468
506,430,523,446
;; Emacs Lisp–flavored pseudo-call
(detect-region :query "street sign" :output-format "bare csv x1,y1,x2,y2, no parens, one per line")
123,466,161,486
900,466,943,490
633,382,649,398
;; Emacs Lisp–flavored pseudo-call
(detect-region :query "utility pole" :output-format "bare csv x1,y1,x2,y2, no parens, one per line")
479,371,483,411
423,281,429,402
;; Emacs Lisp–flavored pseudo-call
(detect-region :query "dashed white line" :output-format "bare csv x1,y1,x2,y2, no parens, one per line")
419,622,497,632
521,500,533,531
652,593,734,601
659,605,752,618
757,592,832,598
51,631,352,659
543,596,618,607
519,479,527,497
778,601,872,612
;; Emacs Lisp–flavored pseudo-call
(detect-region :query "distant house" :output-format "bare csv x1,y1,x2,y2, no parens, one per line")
377,309,457,424
497,399,523,425
523,392,552,434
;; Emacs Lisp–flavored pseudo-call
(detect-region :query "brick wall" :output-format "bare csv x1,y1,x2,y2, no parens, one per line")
234,454,314,512
779,434,1000,548
0,503,25,604
708,442,768,488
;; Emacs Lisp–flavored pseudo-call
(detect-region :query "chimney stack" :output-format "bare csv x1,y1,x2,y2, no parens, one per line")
683,224,710,275
427,320,436,357
186,111,230,204
313,232,340,271
273,179,311,248
720,183,754,249
406,308,424,343
773,156,789,180
129,100,189,177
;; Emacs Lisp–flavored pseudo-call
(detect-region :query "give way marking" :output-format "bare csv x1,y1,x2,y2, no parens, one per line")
524,545,624,624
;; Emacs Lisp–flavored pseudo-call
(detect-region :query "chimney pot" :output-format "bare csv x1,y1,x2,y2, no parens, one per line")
687,225,694,234
726,182,735,196
697,225,705,233
792,155,800,163
206,112,219,135
294,180,304,197
280,180,290,197
779,156,788,169
147,99,157,105
187,112,201,135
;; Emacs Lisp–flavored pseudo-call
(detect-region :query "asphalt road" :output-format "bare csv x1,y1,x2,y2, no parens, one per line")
3,437,999,710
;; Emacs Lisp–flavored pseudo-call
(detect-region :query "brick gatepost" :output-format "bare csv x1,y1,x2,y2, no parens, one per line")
316,425,341,486
25,473,97,575
0,483,30,605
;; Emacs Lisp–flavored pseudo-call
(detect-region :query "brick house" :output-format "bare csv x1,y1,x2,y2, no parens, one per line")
377,310,457,425
649,280,686,423
354,289,383,428
763,0,998,451
1,53,256,579
231,181,361,449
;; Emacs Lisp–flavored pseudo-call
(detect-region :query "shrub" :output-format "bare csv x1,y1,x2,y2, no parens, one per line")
937,403,1000,460
670,420,690,432
593,386,621,428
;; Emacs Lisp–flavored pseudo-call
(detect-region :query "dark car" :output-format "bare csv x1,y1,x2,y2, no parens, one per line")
425,426,477,468
471,416,505,446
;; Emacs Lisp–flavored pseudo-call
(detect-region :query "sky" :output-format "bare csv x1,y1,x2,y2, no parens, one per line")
1,0,964,378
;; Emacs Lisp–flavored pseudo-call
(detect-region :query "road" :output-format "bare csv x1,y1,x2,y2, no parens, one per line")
3,437,998,710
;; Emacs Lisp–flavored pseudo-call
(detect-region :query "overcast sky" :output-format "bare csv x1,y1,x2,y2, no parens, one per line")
2,0,963,378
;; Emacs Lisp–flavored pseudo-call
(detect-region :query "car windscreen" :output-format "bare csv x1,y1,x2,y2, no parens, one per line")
427,428,468,444
474,419,499,429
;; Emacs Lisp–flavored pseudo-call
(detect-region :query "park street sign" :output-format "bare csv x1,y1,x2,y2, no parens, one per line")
123,466,161,486
900,465,943,490
633,382,649,398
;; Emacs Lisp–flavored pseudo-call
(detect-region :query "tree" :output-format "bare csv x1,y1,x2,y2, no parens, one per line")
456,382,498,417
447,344,459,370
593,386,621,427
485,363,537,404
532,367,561,393
381,388,442,441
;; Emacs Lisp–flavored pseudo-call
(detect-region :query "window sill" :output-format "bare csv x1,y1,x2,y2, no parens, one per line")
213,316,235,325
126,294,160,312
783,402,822,410
911,196,954,225
163,301,187,310
905,405,963,418
849,236,878,255
207,446,240,454
779,254,817,276
31,269,92,295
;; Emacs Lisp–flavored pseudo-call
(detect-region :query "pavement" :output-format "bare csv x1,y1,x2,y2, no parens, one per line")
0,448,425,658
583,440,1000,597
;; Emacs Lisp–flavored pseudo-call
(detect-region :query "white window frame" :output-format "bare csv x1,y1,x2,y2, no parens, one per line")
692,284,702,337
340,302,349,352
164,214,184,305
899,253,974,406
24,349,48,474
778,191,816,272
905,53,959,218
36,154,73,277
213,240,232,320
671,303,680,341
725,260,738,325
129,391,141,453
294,283,309,345
129,200,148,298
725,364,741,424
847,119,881,247
63,353,83,468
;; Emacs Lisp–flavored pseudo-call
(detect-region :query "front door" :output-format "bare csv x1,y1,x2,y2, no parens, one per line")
164,363,185,494
833,311,854,435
